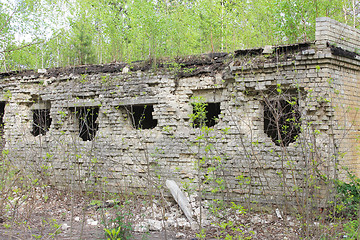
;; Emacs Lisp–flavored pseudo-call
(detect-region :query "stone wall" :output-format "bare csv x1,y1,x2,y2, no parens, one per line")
0,18,359,205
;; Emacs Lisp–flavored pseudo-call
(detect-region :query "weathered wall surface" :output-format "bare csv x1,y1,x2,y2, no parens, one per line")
0,18,359,205
316,17,360,177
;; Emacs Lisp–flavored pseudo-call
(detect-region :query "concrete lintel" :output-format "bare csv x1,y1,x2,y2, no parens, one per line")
112,98,158,106
66,100,101,108
31,102,51,110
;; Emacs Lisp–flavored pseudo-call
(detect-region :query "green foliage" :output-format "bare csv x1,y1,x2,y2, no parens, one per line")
0,155,36,221
195,228,206,239
210,200,251,239
335,170,360,217
45,218,62,237
104,226,122,240
0,0,66,70
343,219,359,239
72,27,94,65
191,96,208,128
104,204,133,240
1,0,355,71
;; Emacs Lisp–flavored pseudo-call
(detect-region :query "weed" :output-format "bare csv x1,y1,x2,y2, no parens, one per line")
104,226,122,240
80,74,88,83
104,204,133,240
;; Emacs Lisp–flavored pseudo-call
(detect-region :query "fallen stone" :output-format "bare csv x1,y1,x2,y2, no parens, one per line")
166,218,177,228
189,193,198,203
275,208,283,219
190,221,200,231
133,222,149,232
86,218,98,225
250,215,261,224
122,67,130,73
166,180,193,222
175,232,186,239
266,214,274,223
61,223,70,230
104,200,115,208
177,217,191,229
263,45,273,54
148,219,163,231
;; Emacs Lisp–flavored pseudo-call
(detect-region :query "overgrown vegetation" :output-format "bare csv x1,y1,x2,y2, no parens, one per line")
335,169,360,218
335,171,360,239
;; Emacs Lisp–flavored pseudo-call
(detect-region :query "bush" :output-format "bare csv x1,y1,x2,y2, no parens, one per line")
335,170,360,218
343,219,359,239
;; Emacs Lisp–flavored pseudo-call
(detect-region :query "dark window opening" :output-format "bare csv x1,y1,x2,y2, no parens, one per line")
0,102,5,131
126,105,157,129
264,99,301,146
32,109,52,136
74,107,99,141
192,102,221,128
0,102,5,148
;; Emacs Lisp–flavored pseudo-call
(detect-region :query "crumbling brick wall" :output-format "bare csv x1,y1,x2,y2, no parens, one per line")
0,18,359,205
315,17,360,177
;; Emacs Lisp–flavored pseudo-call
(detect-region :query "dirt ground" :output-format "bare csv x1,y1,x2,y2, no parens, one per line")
0,186,348,240
0,186,194,240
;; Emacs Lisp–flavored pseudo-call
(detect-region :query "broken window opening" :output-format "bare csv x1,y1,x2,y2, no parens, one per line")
192,102,221,128
125,105,157,129
74,107,99,141
0,102,5,131
263,98,301,146
31,109,52,136
0,102,5,148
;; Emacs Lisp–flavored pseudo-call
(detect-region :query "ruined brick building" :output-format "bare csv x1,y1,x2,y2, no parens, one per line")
0,17,359,204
